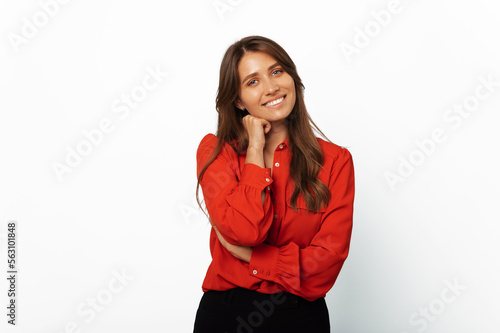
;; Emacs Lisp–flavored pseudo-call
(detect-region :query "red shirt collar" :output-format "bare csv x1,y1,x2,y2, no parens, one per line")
230,137,289,152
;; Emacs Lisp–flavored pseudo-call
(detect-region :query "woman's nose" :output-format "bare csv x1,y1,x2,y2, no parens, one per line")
264,79,279,94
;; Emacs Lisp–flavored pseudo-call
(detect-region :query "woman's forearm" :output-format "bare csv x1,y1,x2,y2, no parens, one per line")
227,244,252,263
245,146,265,168
211,222,253,263
246,146,267,206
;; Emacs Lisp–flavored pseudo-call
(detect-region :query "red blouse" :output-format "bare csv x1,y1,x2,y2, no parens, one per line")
196,133,355,302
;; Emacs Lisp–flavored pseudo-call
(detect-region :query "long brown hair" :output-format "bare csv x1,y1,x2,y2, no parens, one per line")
196,35,333,215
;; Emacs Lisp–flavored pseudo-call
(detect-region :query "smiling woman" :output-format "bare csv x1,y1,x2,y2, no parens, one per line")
236,51,296,127
193,35,355,333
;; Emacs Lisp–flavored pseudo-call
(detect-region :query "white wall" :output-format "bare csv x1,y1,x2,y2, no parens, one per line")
1,0,499,332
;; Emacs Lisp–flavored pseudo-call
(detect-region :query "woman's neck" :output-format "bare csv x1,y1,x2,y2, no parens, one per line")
264,121,288,153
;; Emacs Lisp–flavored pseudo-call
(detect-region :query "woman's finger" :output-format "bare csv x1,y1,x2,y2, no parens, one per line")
241,114,269,149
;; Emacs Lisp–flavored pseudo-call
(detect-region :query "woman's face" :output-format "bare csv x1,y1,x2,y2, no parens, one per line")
236,51,296,123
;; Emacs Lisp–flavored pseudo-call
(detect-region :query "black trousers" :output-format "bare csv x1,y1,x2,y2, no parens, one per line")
193,287,330,333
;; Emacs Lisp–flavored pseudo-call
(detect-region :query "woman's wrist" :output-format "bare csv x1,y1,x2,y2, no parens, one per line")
230,245,252,263
245,146,265,168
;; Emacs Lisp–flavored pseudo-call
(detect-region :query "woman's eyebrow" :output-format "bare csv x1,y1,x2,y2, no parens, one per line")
241,62,280,84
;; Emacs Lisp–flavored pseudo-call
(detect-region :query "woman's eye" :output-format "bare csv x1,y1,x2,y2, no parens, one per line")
273,69,283,75
248,79,257,86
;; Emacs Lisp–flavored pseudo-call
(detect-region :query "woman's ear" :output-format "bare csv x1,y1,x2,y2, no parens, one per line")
235,98,245,111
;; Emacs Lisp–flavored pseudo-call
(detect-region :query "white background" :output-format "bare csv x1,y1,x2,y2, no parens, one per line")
1,0,499,332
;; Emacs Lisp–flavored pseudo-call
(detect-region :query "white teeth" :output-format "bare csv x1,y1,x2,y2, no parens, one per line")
265,96,284,106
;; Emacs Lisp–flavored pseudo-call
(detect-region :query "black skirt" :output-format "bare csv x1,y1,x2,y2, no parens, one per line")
193,287,330,333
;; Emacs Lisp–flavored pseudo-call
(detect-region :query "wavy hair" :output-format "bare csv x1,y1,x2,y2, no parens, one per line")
196,35,333,215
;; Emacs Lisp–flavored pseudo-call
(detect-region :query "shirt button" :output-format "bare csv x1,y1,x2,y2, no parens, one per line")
253,270,258,275
273,214,277,219
267,186,270,191
279,144,283,149
275,162,279,167
265,178,270,182
272,199,276,203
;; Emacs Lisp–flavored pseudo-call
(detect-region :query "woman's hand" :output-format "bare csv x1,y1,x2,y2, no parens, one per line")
242,114,271,150
209,218,253,263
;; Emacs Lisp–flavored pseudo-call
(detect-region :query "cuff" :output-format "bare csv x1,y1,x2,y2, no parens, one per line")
240,163,273,191
248,243,279,280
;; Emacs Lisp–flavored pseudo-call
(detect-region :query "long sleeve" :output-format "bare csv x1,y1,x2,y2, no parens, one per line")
247,147,355,300
197,134,275,247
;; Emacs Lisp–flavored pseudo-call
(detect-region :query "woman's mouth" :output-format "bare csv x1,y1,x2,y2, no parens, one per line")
264,95,286,107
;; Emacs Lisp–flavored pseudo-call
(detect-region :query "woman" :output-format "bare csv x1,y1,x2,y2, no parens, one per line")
193,35,355,333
